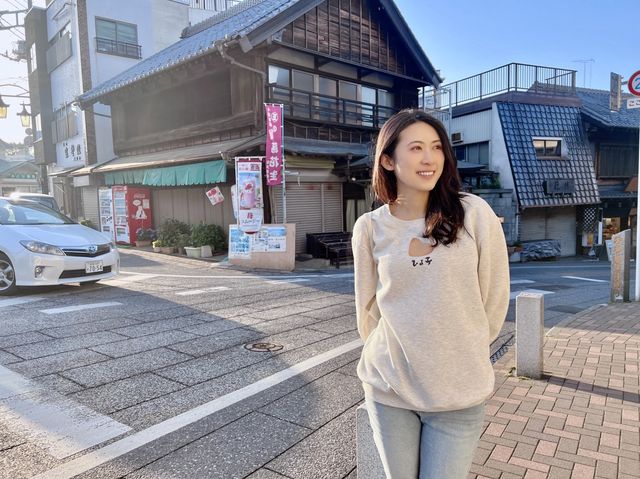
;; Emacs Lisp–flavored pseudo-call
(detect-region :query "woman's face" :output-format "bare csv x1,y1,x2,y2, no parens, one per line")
382,121,445,198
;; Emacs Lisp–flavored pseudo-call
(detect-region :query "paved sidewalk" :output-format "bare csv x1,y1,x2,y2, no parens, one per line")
473,303,640,479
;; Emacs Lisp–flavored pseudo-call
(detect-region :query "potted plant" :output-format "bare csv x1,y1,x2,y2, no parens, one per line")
135,228,157,247
152,239,163,253
156,219,190,254
191,224,226,258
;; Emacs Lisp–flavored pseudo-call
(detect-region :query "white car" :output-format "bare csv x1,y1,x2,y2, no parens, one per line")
0,197,119,295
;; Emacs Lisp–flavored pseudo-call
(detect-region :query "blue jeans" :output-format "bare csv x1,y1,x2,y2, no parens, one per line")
365,396,485,479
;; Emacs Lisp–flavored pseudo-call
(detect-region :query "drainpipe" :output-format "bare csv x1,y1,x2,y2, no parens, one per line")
214,40,266,83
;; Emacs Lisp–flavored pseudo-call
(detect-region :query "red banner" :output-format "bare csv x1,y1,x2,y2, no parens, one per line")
265,103,284,186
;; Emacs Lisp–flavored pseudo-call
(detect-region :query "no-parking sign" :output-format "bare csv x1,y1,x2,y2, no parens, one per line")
628,70,640,96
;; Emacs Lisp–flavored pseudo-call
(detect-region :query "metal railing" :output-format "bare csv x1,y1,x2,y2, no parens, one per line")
189,0,242,10
95,37,142,59
421,63,577,110
267,85,396,128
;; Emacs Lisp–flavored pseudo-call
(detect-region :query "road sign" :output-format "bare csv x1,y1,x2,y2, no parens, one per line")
628,70,640,96
628,98,640,109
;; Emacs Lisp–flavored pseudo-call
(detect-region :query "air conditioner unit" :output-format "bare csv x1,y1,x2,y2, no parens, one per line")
451,132,463,144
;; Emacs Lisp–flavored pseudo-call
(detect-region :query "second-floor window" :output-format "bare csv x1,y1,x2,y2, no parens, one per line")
454,142,489,165
268,64,395,127
95,18,141,59
51,105,78,144
599,144,637,178
46,23,72,73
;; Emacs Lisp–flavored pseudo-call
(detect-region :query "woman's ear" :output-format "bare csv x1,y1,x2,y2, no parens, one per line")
381,153,395,171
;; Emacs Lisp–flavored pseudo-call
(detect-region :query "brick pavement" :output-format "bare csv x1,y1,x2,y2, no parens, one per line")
472,303,640,479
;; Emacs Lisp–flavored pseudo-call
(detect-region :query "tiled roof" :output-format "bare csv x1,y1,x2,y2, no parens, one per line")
575,87,640,128
497,102,600,208
0,159,36,176
79,0,441,106
78,0,312,105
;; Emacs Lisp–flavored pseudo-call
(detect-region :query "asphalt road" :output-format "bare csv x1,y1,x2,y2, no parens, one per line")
0,251,632,478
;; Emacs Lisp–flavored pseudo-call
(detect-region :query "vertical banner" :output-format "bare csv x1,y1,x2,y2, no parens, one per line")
265,103,284,186
235,157,264,234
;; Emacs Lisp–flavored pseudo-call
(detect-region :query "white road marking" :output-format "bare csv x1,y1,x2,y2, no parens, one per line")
39,302,122,315
510,289,554,300
104,274,157,284
33,338,363,479
510,280,535,285
266,278,310,284
119,271,354,280
176,286,230,296
562,275,608,283
0,296,45,308
0,366,131,459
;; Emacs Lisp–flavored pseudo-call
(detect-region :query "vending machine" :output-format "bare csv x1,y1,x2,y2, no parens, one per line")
98,188,114,238
98,186,153,244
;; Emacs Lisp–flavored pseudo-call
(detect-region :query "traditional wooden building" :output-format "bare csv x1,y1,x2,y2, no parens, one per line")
77,0,441,252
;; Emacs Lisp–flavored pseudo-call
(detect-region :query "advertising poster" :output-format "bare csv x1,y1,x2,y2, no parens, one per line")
265,103,284,186
206,186,224,206
249,226,287,253
228,226,251,259
235,157,264,233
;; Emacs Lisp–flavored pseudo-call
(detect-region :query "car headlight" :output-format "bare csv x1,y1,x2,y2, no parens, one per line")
19,240,65,256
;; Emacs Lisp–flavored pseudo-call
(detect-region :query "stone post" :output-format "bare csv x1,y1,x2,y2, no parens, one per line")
610,229,631,303
516,292,544,379
356,404,385,478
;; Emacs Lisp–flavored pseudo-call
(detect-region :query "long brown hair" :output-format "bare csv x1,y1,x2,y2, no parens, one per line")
372,109,465,246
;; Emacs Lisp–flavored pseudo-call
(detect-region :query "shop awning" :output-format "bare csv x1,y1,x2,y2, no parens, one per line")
69,165,99,177
48,166,83,177
94,135,263,173
105,160,226,186
284,137,370,157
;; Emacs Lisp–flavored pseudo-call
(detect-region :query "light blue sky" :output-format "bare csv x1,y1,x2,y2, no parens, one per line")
396,0,638,90
1,0,638,143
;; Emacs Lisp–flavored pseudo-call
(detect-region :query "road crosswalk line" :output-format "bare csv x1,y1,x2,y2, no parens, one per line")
39,302,122,315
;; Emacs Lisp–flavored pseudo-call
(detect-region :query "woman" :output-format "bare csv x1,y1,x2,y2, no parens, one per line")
352,109,509,478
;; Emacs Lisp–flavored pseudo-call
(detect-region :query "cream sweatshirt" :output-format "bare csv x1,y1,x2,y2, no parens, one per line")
352,193,510,412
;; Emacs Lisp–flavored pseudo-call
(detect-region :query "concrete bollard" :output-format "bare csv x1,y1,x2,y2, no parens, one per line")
610,229,631,303
356,404,385,478
516,292,544,379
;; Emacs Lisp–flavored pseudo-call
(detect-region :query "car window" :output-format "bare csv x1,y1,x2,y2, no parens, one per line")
0,201,74,225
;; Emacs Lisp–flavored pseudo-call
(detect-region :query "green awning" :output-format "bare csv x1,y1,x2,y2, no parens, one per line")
105,160,226,187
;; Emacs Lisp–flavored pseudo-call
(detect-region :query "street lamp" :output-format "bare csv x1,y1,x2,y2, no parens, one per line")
0,95,8,119
17,103,30,127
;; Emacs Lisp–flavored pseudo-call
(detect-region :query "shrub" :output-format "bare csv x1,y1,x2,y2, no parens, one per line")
191,224,226,250
157,219,190,247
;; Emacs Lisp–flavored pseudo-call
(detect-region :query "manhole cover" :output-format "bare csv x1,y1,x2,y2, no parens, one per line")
244,342,284,352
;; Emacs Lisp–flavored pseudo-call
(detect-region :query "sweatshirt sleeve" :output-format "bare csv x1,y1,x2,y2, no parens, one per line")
475,201,510,342
352,214,380,342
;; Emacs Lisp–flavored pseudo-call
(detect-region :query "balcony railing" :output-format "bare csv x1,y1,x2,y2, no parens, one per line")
268,85,396,129
421,63,577,110
189,0,242,10
96,37,142,59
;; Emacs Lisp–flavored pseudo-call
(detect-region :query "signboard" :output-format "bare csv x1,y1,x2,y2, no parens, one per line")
544,178,575,195
235,157,264,234
265,103,284,186
228,224,288,259
628,70,640,96
610,72,622,111
205,186,224,206
627,98,640,109
229,225,251,259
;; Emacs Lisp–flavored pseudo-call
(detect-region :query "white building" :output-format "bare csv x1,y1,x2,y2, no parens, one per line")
26,0,223,219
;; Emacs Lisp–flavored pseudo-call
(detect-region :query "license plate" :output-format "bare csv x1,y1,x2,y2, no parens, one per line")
85,261,103,274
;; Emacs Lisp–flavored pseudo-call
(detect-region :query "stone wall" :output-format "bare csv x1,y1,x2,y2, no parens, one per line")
473,188,516,244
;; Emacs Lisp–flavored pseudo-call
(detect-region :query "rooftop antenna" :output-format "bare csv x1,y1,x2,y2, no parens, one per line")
572,59,595,88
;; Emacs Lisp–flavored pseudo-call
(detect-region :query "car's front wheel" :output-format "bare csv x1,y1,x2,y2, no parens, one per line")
0,254,17,296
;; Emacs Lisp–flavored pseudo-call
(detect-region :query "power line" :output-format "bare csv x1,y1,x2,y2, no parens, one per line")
0,17,24,40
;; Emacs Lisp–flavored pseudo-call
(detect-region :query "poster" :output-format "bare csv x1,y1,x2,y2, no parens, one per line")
228,225,251,259
206,186,224,206
229,225,288,258
265,103,284,186
235,157,264,233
